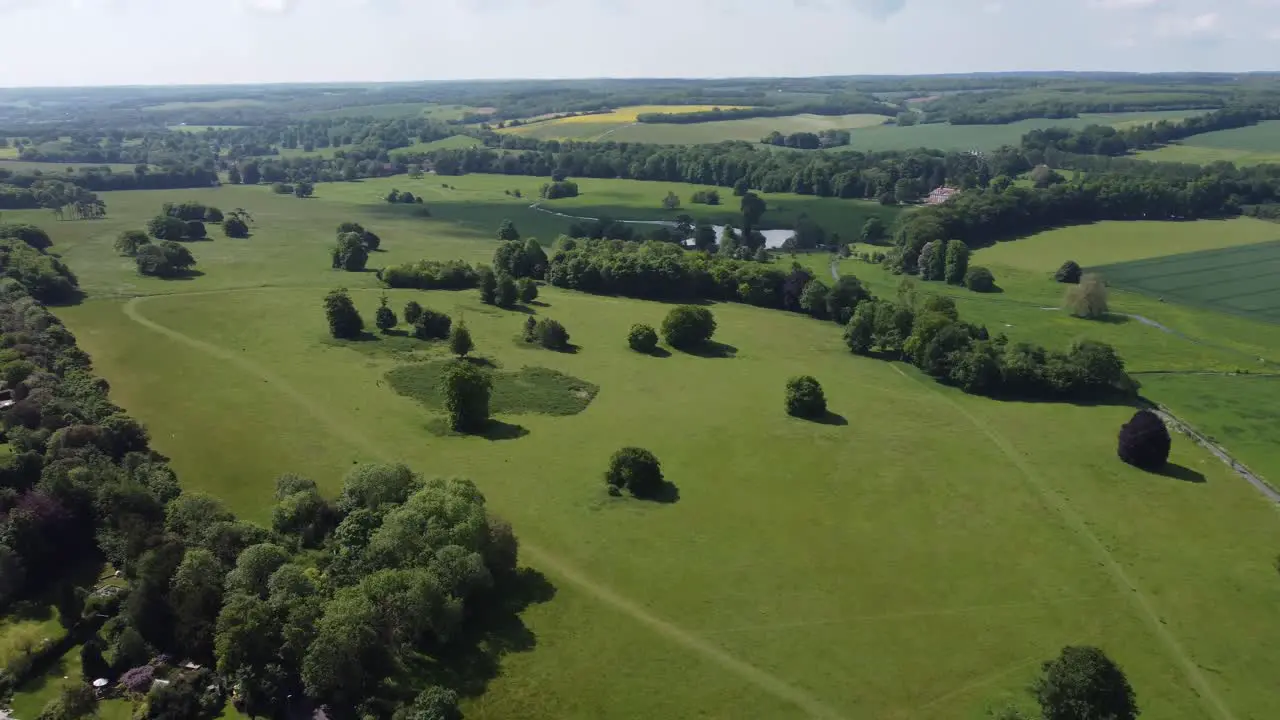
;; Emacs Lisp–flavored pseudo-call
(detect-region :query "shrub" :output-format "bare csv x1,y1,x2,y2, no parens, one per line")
785,376,827,419
323,288,363,339
627,324,658,353
517,277,539,304
661,306,716,350
1065,273,1108,319
478,267,497,305
222,217,249,238
403,300,423,325
964,266,996,293
413,309,452,340
114,230,151,257
374,297,396,332
1117,410,1171,471
1033,646,1138,720
184,220,206,240
1055,260,1082,284
605,447,664,499
449,321,474,358
494,275,519,309
441,360,491,433
533,319,569,350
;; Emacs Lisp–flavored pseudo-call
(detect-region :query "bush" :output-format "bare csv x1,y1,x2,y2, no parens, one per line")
605,447,664,499
964,266,996,293
323,288,363,339
532,319,569,350
441,360,491,433
1065,273,1108,319
222,217,249,238
1055,260,1082,284
184,220,206,240
413,309,452,340
1117,410,1171,471
517,277,539,304
627,324,658,353
1033,646,1138,720
661,306,716,350
785,376,827,419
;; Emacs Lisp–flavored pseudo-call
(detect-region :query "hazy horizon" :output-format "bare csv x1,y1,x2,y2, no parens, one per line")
0,0,1277,88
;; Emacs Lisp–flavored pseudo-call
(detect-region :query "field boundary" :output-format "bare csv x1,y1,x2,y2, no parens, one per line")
1146,403,1280,504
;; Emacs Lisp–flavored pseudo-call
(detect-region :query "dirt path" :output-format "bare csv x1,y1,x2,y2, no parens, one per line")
888,365,1237,720
122,293,846,719
1148,405,1280,504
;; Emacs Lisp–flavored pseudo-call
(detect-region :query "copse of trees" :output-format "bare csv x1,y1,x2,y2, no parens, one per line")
1117,410,1171,471
493,238,548,280
323,288,363,339
147,215,188,241
413,309,453,340
540,180,579,199
113,230,151,257
0,234,79,303
222,217,249,238
135,241,196,279
0,224,53,251
761,129,850,149
379,259,478,290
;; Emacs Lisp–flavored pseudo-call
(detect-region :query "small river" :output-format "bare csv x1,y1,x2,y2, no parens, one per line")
530,204,796,249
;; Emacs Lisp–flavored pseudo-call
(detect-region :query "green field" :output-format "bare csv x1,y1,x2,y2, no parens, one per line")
302,102,482,120
1093,241,1280,323
975,217,1280,271
276,134,481,160
142,98,267,112
1138,121,1280,166
598,113,891,144
0,159,140,174
3,176,1275,719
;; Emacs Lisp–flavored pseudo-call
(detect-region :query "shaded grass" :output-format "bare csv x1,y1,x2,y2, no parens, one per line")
387,361,599,417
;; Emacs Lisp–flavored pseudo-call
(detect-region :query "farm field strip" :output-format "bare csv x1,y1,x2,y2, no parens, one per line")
1096,241,1280,322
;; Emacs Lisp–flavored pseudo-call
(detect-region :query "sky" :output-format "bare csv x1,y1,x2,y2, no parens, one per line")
0,0,1278,87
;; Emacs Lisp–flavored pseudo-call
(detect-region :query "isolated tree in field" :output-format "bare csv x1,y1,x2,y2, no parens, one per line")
441,360,491,433
413,309,452,340
1033,646,1138,720
1117,410,1171,471
147,215,186,240
627,324,658,353
223,216,249,238
497,219,520,242
478,267,497,305
449,321,474,358
785,376,827,419
662,191,681,210
533,318,570,350
114,230,150,256
374,296,397,333
964,266,996,293
323,288,363,339
860,216,886,244
184,220,206,240
495,274,519,309
1066,273,1108,319
136,241,196,278
1056,260,1083,284
605,447,664,499
403,300,423,326
662,306,716,350
331,232,369,272
518,277,539,303
944,240,970,284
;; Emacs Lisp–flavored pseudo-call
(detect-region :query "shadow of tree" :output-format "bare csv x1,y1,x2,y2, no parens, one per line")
1157,462,1207,484
682,341,737,359
808,411,848,426
646,347,672,358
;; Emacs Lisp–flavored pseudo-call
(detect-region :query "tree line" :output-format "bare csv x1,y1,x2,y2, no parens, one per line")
1021,105,1280,157
634,94,895,124
760,129,851,150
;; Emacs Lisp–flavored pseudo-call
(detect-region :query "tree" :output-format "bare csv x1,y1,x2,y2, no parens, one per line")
1056,260,1083,284
413,310,452,340
827,275,870,324
222,217,249,238
917,240,945,281
844,302,876,354
532,318,570,350
1117,410,1171,471
441,360,491,433
114,230,151,257
944,240,970,285
740,192,767,231
605,447,664,499
964,266,996,293
136,241,196,278
522,316,538,343
799,279,830,319
718,225,740,257
169,548,224,659
733,178,750,196
478,267,497,305
147,215,186,240
860,217,887,244
360,230,381,251
523,238,548,279
628,324,658,353
785,376,827,419
517,277,539,304
1030,164,1064,189
662,306,716,350
227,166,242,185
184,220,206,240
1066,273,1108,319
331,232,369,272
294,181,314,198
403,300,423,326
375,296,397,333
497,219,520,242
1033,646,1138,720
662,192,681,210
693,224,717,252
36,684,96,720
204,207,223,223
449,321,474,358
323,288,363,339
495,275,518,309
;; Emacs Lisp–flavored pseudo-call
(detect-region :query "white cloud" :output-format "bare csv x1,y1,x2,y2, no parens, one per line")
1155,12,1220,37
1268,26,1280,40
982,1,1002,14
234,0,294,14
1091,0,1163,9
830,0,908,20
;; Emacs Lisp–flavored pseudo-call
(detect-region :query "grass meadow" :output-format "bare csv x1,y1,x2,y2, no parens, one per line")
600,113,891,144
1138,121,1280,166
9,179,1280,719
